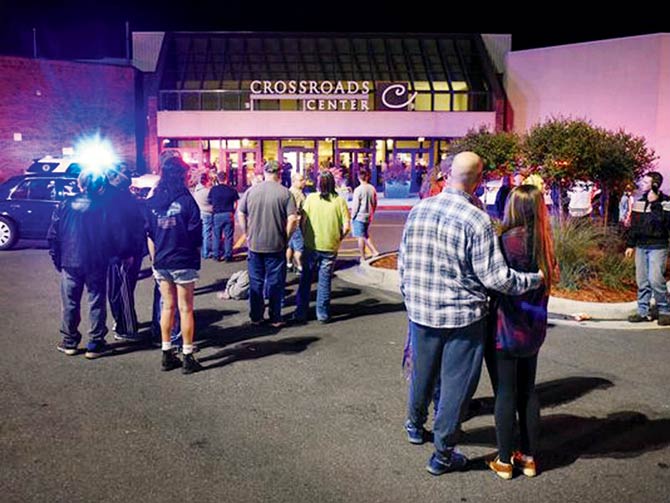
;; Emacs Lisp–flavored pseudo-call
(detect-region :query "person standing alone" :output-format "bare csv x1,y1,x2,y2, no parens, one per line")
238,161,297,327
208,171,239,262
351,167,380,260
625,171,670,326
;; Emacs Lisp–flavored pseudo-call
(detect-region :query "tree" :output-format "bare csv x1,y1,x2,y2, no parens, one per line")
590,128,657,224
448,126,521,175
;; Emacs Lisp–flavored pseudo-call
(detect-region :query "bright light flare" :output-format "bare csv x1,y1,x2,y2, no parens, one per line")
75,134,118,174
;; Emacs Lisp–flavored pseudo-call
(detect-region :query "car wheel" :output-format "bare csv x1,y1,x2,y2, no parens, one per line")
0,216,18,250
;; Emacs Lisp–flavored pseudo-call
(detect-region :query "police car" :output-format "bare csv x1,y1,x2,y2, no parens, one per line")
0,172,80,250
25,155,83,176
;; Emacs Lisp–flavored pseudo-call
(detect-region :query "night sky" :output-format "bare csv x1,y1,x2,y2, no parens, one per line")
0,1,667,59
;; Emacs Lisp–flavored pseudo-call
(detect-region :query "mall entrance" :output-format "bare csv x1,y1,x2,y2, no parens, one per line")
392,146,433,194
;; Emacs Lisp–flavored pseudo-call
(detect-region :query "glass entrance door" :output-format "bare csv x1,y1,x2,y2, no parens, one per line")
393,148,432,194
338,149,375,189
223,149,258,190
282,148,317,188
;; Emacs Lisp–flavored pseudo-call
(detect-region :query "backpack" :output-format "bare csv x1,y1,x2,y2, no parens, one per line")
221,270,250,300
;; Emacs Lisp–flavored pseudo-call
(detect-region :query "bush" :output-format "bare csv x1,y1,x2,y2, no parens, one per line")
598,253,636,291
384,160,410,183
551,218,635,291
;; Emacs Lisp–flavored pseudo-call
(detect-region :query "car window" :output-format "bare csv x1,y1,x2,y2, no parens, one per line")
10,179,57,201
58,179,80,199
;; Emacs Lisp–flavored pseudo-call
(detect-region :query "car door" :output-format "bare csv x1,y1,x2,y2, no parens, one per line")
8,178,59,238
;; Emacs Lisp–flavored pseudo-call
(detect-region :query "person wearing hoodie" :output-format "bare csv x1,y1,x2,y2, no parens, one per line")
144,156,204,374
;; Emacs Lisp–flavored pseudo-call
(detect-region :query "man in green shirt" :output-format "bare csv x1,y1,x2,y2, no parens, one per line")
293,171,350,323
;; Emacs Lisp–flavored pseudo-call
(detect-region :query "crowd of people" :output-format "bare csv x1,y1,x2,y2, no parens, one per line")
47,155,381,374
46,148,669,479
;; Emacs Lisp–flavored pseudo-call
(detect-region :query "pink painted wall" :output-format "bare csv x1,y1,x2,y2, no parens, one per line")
156,111,496,139
506,34,670,188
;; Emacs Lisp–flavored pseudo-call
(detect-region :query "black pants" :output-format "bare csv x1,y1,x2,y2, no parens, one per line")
494,352,540,461
107,257,140,337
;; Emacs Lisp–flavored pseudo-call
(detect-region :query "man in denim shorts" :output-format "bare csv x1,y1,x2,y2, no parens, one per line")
351,167,380,260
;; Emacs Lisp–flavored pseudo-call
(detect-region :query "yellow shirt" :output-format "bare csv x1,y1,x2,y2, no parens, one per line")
302,193,350,252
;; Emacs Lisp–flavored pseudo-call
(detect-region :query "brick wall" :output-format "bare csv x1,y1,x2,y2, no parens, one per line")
0,56,137,182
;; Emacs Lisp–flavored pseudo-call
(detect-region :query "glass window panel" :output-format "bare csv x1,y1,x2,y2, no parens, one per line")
453,92,469,111
263,140,279,162
202,93,219,110
414,93,432,111
181,93,200,109
434,93,451,111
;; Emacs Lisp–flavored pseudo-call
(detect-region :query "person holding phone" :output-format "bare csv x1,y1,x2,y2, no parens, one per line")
625,171,670,326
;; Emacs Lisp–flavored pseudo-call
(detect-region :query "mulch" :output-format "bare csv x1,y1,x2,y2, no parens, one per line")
370,254,637,303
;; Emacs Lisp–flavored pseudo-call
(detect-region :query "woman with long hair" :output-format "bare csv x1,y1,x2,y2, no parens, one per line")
487,184,556,479
293,170,350,323
145,156,203,374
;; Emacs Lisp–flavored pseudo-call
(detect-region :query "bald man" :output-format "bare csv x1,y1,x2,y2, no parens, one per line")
398,151,543,475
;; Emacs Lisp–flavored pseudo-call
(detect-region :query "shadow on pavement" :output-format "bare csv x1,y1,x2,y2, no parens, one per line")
466,411,670,474
282,285,362,308
465,376,615,420
329,297,405,322
194,279,229,296
198,336,319,370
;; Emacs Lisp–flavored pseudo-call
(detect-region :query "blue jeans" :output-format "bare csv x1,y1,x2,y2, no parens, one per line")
213,212,235,260
295,249,336,322
201,212,213,259
60,267,108,350
247,251,286,323
407,318,485,455
635,246,669,315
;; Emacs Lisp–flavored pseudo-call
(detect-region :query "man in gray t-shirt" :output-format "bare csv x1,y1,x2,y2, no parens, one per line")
238,161,297,327
351,167,380,260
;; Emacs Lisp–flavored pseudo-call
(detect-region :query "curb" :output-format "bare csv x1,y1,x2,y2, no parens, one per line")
336,254,669,331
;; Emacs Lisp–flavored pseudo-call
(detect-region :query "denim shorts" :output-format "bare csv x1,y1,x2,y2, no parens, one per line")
351,220,369,238
153,268,200,284
288,227,304,252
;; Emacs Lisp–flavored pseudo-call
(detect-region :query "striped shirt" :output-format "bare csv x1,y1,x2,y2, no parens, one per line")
398,187,543,328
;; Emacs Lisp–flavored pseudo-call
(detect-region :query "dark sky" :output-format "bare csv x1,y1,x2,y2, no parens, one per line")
1,1,667,59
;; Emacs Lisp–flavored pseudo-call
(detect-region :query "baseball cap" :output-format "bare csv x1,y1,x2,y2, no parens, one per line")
263,160,279,173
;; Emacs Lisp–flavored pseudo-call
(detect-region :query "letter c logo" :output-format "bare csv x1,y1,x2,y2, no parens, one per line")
381,84,418,109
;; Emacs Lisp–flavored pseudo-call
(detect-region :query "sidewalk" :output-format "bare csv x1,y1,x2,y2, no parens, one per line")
336,254,668,331
346,194,419,212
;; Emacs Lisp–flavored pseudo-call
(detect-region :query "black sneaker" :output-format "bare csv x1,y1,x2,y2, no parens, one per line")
57,343,78,356
658,314,670,326
113,333,145,343
628,313,654,323
182,353,203,375
161,350,182,371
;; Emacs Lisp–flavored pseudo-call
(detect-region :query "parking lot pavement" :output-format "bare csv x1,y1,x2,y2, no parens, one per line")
1,246,669,503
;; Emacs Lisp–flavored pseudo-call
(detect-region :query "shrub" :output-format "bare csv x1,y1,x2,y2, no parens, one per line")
384,160,410,183
551,218,635,291
552,218,603,290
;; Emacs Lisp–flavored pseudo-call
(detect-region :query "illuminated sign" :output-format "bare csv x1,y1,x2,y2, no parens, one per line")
376,83,418,111
250,80,370,111
249,80,419,111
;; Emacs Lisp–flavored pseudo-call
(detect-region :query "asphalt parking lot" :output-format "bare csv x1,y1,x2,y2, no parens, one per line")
1,245,669,503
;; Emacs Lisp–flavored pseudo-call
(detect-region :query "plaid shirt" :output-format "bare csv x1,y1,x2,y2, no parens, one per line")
398,187,542,328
